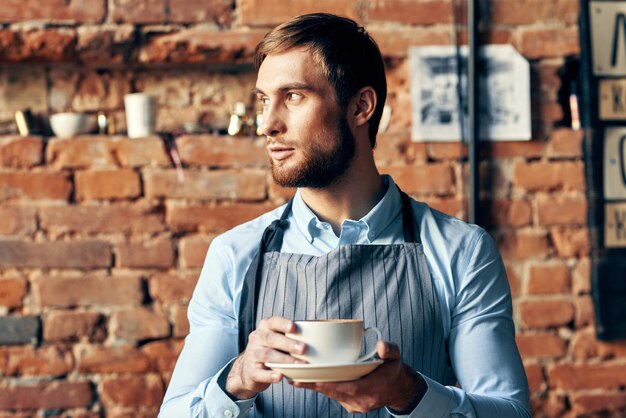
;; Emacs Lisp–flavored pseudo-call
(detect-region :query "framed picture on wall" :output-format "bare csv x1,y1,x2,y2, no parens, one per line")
409,44,531,142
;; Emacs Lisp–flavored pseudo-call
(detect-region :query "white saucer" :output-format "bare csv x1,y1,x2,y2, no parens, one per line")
265,359,384,383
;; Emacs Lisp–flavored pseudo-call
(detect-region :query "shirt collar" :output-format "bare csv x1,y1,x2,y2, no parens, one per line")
290,175,402,243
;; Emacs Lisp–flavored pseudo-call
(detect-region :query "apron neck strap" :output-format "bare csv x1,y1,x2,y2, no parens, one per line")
400,191,421,244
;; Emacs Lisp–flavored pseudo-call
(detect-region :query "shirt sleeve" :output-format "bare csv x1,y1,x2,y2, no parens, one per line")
389,229,531,418
158,237,255,418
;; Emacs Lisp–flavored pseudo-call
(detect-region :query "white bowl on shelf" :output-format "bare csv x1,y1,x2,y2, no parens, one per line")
49,112,92,138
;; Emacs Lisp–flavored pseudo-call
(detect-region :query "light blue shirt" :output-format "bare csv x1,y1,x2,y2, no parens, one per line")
159,176,530,418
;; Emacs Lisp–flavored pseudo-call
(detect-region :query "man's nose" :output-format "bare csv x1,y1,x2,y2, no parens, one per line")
261,105,286,137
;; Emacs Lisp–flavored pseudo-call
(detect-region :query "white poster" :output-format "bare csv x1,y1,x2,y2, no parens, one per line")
409,45,531,142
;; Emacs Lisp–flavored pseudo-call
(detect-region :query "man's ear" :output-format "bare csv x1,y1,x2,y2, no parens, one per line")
350,86,377,127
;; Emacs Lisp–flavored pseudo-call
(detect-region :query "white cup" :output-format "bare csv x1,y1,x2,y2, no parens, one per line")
286,319,383,365
124,93,156,138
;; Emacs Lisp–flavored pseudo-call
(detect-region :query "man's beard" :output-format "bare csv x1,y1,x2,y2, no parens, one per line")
270,117,356,189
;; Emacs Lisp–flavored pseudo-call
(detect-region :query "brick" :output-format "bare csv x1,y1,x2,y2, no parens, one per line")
570,392,626,415
149,272,197,304
480,199,532,228
527,263,570,295
0,381,92,410
554,0,580,25
370,28,451,57
518,27,580,59
39,203,165,235
571,329,626,361
427,143,468,161
101,375,164,407
179,235,213,269
47,137,165,169
497,231,550,260
49,67,80,111
548,363,626,390
0,241,111,268
170,304,189,337
134,73,191,108
144,169,267,200
533,99,564,124
368,0,453,24
373,132,412,164
490,0,553,24
480,141,545,160
177,135,268,167
77,25,135,66
533,393,567,418
513,161,585,192
75,169,141,201
0,206,37,235
572,257,591,295
109,0,166,23
455,28,515,46
33,276,143,307
3,345,73,376
167,202,277,233
139,28,266,65
516,332,566,358
571,329,598,360
0,316,40,345
106,408,160,418
0,277,27,308
111,137,170,166
550,227,590,258
72,72,132,112
67,73,105,112
75,344,151,374
524,362,545,392
532,61,562,95
168,0,233,24
0,171,72,200
110,307,170,341
519,299,574,328
43,311,104,342
0,28,77,63
116,237,174,269
141,339,184,372
546,128,583,158
537,195,587,226
0,0,105,22
239,0,362,26
575,295,594,327
0,136,43,168
382,163,454,196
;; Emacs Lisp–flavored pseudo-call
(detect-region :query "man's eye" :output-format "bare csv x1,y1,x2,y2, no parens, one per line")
259,96,270,106
286,92,301,101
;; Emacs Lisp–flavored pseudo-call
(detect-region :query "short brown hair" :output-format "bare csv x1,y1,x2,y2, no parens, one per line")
254,13,387,148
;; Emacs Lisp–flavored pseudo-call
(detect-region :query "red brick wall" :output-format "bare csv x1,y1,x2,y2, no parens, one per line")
1,1,624,417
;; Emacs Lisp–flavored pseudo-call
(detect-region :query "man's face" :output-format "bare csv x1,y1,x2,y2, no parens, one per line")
255,48,355,189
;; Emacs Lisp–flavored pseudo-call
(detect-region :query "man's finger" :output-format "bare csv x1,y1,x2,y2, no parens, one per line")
376,341,400,360
259,316,296,333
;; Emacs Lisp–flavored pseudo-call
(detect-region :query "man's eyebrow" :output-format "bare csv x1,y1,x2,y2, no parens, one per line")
252,83,314,96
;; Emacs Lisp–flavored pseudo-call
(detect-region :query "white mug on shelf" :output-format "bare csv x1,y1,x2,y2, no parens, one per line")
124,93,156,138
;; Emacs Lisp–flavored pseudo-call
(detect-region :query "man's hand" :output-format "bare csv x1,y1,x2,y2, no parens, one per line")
291,341,427,414
226,316,307,400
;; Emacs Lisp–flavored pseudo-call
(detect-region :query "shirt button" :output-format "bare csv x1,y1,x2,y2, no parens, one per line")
223,410,234,418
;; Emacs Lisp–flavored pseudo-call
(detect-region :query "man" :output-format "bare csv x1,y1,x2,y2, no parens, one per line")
159,13,530,418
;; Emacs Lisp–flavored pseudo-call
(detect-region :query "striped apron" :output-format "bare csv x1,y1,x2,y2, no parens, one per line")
238,192,454,417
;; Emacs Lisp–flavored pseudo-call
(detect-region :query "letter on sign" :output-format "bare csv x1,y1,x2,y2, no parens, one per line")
591,2,626,76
